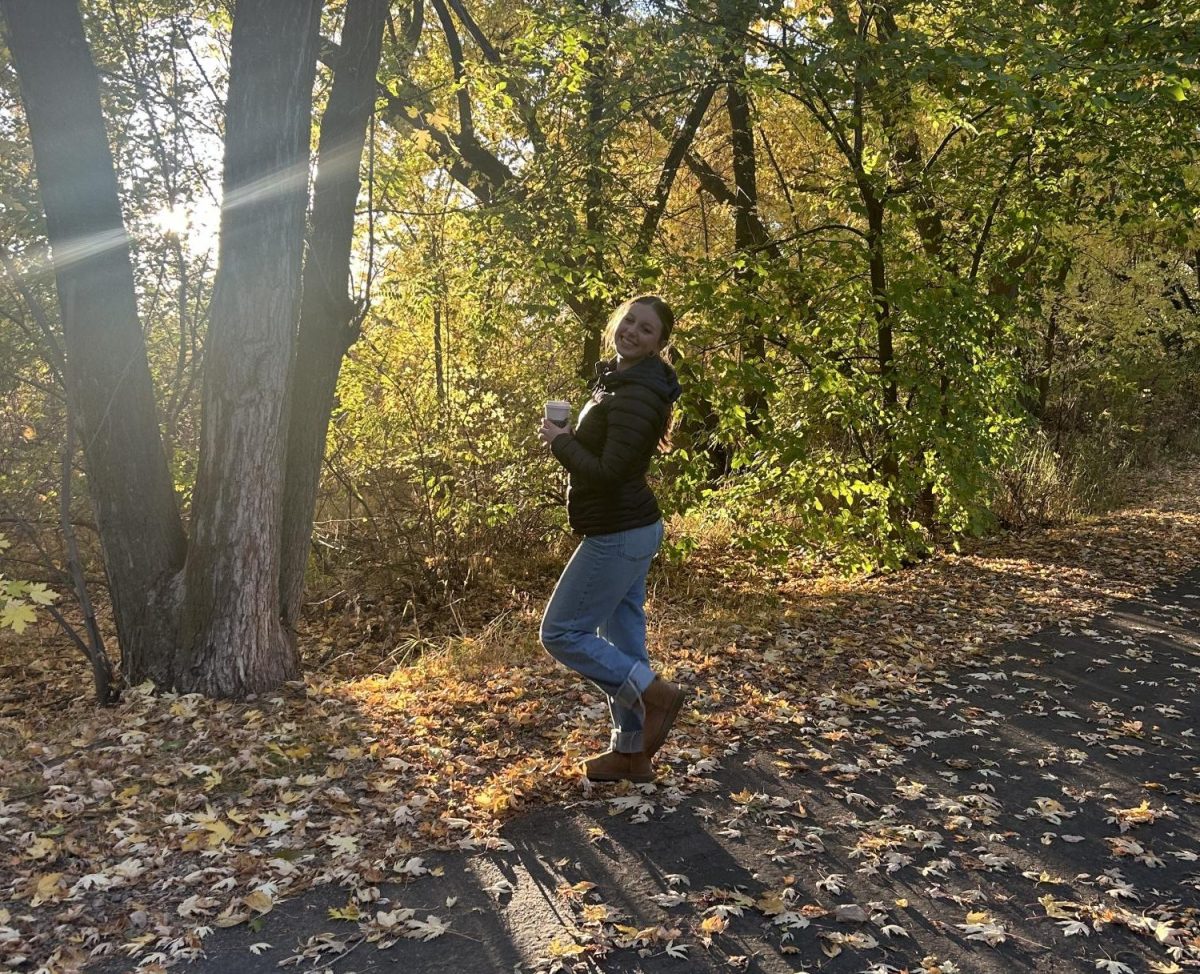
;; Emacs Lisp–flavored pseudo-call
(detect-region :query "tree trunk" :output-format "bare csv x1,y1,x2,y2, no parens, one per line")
578,0,610,377
279,0,388,639
865,192,900,486
1030,256,1072,421
176,0,322,697
726,79,770,435
433,301,447,403
3,0,187,689
581,300,605,375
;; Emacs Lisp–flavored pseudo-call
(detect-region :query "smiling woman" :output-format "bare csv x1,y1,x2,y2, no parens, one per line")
536,294,686,785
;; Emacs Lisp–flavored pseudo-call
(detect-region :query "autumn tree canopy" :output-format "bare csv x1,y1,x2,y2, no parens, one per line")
0,0,1196,698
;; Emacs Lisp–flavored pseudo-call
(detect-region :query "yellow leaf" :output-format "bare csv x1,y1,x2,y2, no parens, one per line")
730,789,755,805
756,894,786,916
243,890,274,914
31,872,65,905
474,786,513,813
328,902,361,921
547,938,586,958
25,837,56,860
558,881,596,901
699,914,728,935
24,584,56,606
1,601,36,633
581,904,608,922
1038,894,1073,919
204,819,233,847
181,831,206,852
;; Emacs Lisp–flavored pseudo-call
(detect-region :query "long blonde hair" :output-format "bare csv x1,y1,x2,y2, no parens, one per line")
602,294,676,358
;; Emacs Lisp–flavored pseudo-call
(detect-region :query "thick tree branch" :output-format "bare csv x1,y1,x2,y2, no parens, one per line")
676,144,783,262
444,0,546,153
636,83,717,255
429,0,476,144
445,0,500,61
969,150,1026,283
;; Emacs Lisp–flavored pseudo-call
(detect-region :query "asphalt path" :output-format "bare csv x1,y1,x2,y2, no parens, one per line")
169,568,1200,974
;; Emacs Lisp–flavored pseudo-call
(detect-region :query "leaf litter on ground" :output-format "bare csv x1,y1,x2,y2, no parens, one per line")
1,464,1199,971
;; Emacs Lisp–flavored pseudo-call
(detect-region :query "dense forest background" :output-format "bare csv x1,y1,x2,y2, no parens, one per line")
1,0,1197,698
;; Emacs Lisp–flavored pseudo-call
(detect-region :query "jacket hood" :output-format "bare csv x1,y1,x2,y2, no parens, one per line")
595,356,682,404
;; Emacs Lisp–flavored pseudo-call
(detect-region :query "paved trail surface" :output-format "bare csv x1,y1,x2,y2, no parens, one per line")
178,569,1200,974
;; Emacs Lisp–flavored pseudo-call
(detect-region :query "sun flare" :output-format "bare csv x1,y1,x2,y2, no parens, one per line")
150,204,190,237
149,198,221,251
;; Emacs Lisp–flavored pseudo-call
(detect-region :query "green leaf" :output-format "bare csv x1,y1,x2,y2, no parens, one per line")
24,584,57,606
1,600,38,634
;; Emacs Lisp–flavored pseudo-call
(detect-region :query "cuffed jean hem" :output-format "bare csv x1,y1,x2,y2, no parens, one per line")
606,660,654,753
540,521,663,752
614,660,655,711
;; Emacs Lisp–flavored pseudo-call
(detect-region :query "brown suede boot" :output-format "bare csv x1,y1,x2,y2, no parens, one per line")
584,749,655,784
642,676,687,757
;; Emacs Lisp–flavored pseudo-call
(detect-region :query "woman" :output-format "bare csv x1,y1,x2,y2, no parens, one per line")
538,295,687,784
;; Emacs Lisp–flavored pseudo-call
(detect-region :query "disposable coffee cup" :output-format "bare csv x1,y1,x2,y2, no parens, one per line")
544,400,571,428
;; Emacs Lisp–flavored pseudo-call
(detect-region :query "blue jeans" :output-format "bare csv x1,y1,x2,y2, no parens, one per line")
540,520,664,753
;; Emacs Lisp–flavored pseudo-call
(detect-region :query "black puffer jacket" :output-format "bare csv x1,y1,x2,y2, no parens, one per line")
550,356,682,536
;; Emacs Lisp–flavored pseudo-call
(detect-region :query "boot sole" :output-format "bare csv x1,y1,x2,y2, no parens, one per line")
646,687,687,757
586,769,656,784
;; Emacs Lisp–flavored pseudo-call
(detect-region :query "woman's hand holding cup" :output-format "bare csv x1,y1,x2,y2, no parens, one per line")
539,400,571,446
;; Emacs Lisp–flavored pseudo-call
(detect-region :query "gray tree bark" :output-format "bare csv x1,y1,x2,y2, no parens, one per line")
176,0,323,696
280,0,389,638
2,0,187,690
6,0,395,700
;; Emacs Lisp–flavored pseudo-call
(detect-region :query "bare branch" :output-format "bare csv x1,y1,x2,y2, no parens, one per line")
636,83,717,255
